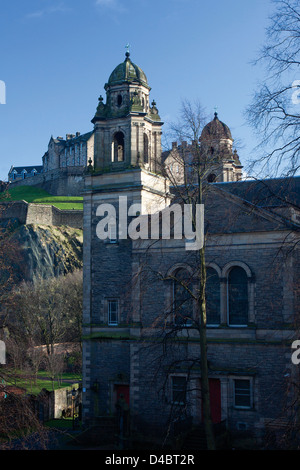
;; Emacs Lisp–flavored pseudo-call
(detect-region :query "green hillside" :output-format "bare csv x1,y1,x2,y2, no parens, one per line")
1,186,83,210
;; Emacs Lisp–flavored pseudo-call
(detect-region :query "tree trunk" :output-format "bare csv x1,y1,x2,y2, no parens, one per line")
197,175,216,450
198,245,216,450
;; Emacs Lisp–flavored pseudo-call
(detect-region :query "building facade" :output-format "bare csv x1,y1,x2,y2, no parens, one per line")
8,165,43,182
81,53,300,448
8,130,94,196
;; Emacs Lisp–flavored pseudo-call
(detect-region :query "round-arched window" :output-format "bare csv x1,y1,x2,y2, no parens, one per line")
112,132,125,162
173,268,193,327
117,95,122,107
228,267,248,326
206,267,220,325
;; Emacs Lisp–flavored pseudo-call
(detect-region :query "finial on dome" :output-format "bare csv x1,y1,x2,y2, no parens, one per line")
214,106,218,119
125,43,130,59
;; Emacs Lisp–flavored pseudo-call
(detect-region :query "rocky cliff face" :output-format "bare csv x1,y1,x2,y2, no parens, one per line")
9,223,83,282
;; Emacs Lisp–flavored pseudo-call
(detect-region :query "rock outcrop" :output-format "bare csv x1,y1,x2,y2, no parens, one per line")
6,222,83,283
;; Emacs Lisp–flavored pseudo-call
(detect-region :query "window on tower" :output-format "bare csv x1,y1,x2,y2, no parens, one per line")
117,94,122,107
112,132,125,162
143,133,149,164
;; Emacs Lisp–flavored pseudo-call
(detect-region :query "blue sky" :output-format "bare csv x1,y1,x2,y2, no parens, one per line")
0,0,273,181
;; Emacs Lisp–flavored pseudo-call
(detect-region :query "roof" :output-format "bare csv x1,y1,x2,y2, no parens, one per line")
51,130,93,146
64,131,93,146
167,176,300,236
9,165,43,174
215,176,300,208
105,52,149,89
201,112,233,141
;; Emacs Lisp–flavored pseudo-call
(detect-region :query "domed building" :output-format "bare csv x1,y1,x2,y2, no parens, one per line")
82,52,300,450
201,111,233,141
8,52,299,448
9,53,242,194
200,112,243,183
8,52,165,196
162,111,243,186
91,51,164,175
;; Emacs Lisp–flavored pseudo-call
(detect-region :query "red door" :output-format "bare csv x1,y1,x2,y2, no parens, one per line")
202,379,221,424
115,384,130,406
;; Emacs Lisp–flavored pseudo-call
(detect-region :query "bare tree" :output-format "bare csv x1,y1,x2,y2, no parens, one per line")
140,99,218,449
2,270,83,356
44,353,65,390
0,387,50,449
246,0,300,177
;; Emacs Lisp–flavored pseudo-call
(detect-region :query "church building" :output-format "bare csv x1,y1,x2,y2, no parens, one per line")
81,52,300,448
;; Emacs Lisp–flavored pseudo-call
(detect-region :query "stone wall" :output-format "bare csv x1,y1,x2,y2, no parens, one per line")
0,201,28,224
53,383,81,419
9,167,86,196
36,384,81,421
0,201,83,229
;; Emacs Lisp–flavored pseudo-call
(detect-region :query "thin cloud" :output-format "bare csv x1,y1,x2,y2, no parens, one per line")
26,10,45,19
25,3,71,20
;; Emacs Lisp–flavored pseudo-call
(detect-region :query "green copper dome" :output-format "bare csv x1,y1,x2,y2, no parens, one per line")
105,52,150,89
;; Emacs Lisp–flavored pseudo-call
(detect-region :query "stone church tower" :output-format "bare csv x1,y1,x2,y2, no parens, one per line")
162,111,243,186
92,51,164,176
200,112,243,183
82,53,171,425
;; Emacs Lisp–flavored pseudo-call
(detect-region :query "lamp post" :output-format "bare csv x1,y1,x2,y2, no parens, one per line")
72,387,76,430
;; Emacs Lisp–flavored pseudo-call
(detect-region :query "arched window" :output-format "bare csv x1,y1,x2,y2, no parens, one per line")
227,267,248,326
117,94,122,107
112,132,125,162
206,267,220,326
173,268,193,326
143,133,149,164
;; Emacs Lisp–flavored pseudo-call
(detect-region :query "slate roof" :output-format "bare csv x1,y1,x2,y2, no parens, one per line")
51,130,93,147
215,177,300,209
203,184,295,234
9,165,43,174
169,176,300,235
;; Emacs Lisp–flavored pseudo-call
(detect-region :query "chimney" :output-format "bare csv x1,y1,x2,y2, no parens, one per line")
172,142,177,149
76,132,80,137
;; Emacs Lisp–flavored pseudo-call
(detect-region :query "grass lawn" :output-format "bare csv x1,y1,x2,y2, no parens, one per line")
1,186,83,210
4,370,82,395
